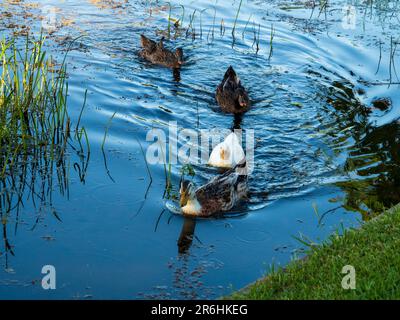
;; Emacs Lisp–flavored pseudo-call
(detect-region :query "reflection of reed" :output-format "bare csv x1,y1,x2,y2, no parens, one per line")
101,111,117,183
323,80,400,219
0,127,90,265
2,223,14,270
0,36,90,265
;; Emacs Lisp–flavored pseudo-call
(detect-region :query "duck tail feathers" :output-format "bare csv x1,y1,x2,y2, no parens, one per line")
235,158,247,168
233,158,249,177
224,66,239,84
140,35,157,52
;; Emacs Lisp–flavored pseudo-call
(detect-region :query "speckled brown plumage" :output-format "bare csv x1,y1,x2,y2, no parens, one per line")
216,66,250,114
191,161,248,217
139,35,183,69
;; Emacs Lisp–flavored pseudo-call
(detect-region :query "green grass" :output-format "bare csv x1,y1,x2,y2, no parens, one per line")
0,35,69,177
231,204,400,299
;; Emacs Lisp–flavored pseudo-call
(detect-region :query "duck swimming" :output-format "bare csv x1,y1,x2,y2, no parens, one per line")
180,161,248,217
208,131,245,169
139,35,183,69
215,66,250,114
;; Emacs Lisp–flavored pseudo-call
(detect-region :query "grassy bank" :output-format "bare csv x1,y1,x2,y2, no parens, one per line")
231,204,400,299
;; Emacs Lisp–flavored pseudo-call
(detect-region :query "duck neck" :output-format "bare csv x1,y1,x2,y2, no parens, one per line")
182,196,202,216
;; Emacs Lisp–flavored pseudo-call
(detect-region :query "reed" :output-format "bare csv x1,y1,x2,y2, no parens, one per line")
101,111,117,182
200,8,209,39
0,35,69,179
0,34,90,232
376,39,382,74
256,23,261,54
232,0,243,38
186,9,197,39
207,6,217,44
178,4,185,28
388,36,399,87
242,14,253,38
268,23,275,60
167,2,172,38
220,18,225,36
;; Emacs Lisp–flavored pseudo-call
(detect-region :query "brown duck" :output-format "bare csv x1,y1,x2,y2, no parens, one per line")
216,66,250,114
179,160,248,217
139,35,183,69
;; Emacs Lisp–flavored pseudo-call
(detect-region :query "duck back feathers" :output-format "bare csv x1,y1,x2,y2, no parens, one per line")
216,66,250,114
139,35,183,69
190,160,248,217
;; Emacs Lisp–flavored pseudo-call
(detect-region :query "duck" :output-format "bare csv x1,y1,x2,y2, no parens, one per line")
179,160,248,217
139,35,183,69
215,66,250,114
208,131,245,168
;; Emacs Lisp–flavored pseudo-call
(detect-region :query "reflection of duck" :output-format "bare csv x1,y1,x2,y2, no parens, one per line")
216,66,250,114
208,132,245,169
232,114,243,130
180,161,248,217
139,35,183,69
177,217,196,254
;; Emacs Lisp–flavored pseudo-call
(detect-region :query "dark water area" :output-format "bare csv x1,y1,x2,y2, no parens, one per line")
0,0,399,299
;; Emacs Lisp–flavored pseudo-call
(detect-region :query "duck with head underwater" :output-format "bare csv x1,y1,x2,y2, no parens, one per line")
139,34,183,69
208,131,245,169
216,66,250,114
179,160,248,217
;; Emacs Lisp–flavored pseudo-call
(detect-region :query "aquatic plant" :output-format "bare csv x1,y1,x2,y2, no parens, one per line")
242,14,253,39
186,9,197,39
0,36,70,175
0,35,90,262
232,0,243,38
101,111,117,182
180,163,195,180
268,24,275,59
207,6,217,44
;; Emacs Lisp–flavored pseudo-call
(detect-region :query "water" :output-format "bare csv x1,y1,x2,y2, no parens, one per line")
0,0,399,299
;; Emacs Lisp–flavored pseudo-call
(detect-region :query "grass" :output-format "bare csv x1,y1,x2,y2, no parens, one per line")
231,204,400,299
0,35,69,173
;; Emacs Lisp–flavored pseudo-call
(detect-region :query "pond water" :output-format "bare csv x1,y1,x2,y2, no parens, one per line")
0,0,399,299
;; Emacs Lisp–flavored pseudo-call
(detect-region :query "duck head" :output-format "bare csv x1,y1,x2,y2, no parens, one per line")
236,88,249,109
175,48,183,65
180,180,196,207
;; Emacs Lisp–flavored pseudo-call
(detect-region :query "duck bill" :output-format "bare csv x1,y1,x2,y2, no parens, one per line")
180,198,185,207
180,194,188,207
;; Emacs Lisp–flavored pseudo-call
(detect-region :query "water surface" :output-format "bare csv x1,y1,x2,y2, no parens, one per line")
0,0,399,299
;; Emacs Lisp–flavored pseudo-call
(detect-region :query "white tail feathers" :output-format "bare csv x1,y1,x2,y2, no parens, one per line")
208,132,246,168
